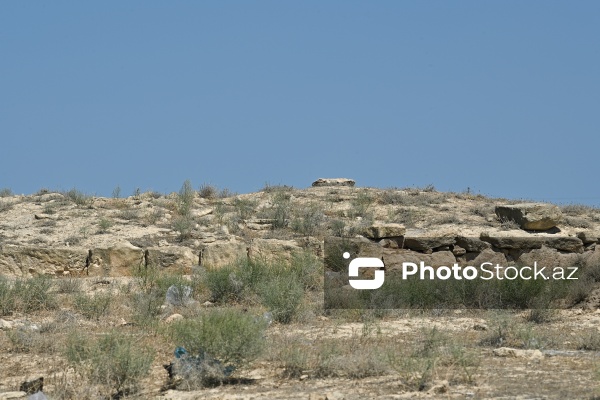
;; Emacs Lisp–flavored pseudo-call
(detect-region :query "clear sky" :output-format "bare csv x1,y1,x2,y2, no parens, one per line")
2,1,599,205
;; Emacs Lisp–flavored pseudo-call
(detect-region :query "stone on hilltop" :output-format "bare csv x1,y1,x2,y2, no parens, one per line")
495,203,562,230
312,178,355,187
363,223,406,239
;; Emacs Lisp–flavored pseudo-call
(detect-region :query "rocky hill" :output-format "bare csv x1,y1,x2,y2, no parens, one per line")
1,179,598,278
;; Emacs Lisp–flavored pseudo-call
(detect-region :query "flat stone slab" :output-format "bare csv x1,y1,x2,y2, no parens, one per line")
312,178,355,187
402,236,455,253
480,231,583,252
363,223,406,239
495,203,562,230
577,231,599,244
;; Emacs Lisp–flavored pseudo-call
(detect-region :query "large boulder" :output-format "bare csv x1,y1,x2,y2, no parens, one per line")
495,203,562,230
481,231,545,250
480,231,583,253
455,236,492,252
0,245,88,277
249,238,303,262
92,242,144,275
467,248,508,267
577,231,599,245
518,246,583,270
363,223,406,239
146,245,197,272
201,241,247,268
403,235,455,253
311,178,355,187
383,249,457,270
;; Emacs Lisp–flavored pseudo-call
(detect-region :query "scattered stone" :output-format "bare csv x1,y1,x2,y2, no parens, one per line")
428,380,449,394
311,178,355,187
363,223,406,239
452,245,466,256
577,231,599,244
0,319,13,330
473,323,488,331
299,374,309,381
165,314,184,324
202,301,214,307
493,347,544,360
33,214,53,220
0,392,27,400
495,203,562,230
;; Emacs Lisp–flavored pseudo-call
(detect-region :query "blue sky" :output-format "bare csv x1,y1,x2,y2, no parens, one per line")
2,1,599,205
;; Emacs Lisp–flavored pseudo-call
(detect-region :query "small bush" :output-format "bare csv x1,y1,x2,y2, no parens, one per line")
0,201,13,213
330,219,346,237
578,329,600,351
233,197,257,220
12,275,57,313
178,180,195,216
74,292,113,320
97,217,113,233
118,209,139,221
0,188,12,197
63,188,92,206
205,265,247,303
268,191,292,229
199,183,218,199
499,216,520,230
168,308,267,365
258,274,304,324
172,214,194,240
56,278,82,294
291,204,325,237
0,277,16,315
66,330,154,397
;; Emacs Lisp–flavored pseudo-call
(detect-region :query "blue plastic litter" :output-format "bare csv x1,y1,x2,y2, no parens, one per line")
173,346,235,378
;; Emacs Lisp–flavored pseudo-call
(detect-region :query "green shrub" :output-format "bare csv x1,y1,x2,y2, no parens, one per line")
56,278,82,294
0,188,12,197
205,265,246,303
12,275,57,313
74,291,113,320
63,188,92,206
172,214,194,240
97,217,113,233
177,179,195,216
258,274,304,324
0,277,16,315
291,204,325,236
268,191,292,229
168,308,267,365
66,330,154,397
199,183,218,199
233,197,257,220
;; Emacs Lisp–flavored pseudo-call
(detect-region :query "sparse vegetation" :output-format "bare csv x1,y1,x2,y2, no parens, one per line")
63,188,92,206
97,217,114,233
66,330,154,397
0,184,599,398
